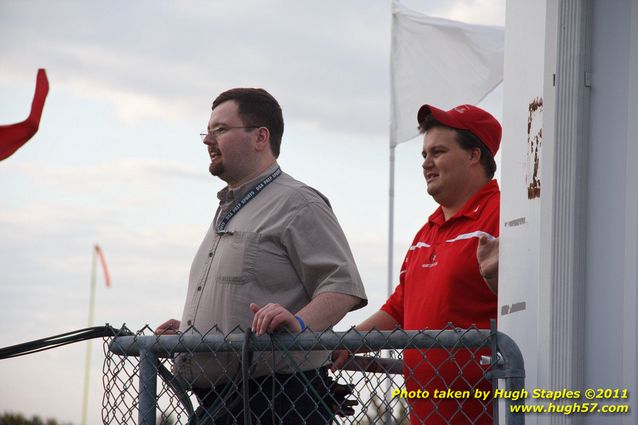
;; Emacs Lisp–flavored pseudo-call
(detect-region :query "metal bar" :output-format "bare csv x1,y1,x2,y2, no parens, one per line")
494,331,526,425
505,378,526,425
387,143,396,299
81,246,98,425
110,329,491,356
490,319,500,425
343,356,403,375
138,348,158,425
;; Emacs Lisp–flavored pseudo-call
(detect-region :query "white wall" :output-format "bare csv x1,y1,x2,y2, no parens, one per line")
499,1,547,424
583,0,638,423
502,0,638,424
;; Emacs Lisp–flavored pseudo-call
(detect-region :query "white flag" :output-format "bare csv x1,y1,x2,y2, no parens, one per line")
390,1,504,146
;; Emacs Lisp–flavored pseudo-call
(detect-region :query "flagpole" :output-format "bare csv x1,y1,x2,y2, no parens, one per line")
385,4,398,423
81,245,98,425
383,143,397,425
387,144,396,297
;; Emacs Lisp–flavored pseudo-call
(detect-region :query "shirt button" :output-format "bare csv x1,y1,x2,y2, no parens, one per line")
197,286,202,291
208,252,213,257
187,320,192,326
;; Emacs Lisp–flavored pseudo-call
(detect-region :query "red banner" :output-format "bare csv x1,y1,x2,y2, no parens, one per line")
0,69,49,161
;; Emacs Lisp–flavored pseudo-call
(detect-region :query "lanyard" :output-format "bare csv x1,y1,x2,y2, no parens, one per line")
216,167,282,234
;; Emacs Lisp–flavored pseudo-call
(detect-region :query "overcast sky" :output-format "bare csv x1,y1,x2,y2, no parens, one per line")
0,1,505,423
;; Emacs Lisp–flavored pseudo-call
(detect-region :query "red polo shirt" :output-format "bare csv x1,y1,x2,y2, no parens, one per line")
381,179,499,424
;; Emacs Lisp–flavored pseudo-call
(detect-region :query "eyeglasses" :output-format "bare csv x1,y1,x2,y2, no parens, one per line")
200,126,259,141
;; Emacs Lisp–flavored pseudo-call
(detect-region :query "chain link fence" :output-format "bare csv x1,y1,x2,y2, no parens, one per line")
102,323,524,425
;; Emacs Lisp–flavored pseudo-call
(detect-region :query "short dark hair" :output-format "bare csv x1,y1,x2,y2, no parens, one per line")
420,114,497,179
212,88,284,158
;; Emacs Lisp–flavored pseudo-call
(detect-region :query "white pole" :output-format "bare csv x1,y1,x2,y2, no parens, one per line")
81,245,97,425
385,4,398,421
387,144,396,297
383,143,397,425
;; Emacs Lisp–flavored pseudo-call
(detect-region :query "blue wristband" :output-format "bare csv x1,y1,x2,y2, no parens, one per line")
294,315,306,332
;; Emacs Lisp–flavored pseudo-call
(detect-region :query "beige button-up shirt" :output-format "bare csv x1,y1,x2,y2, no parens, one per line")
175,162,366,387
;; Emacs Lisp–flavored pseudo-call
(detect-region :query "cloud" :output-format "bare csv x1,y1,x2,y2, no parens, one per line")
5,158,206,187
446,0,506,25
0,1,391,136
0,0,504,140
0,157,211,337
416,0,506,25
0,2,506,423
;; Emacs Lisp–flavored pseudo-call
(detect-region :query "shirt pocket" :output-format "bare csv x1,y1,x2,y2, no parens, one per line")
215,231,260,284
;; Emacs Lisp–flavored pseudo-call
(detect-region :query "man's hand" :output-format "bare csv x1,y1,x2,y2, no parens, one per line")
477,236,499,293
330,310,400,372
331,350,351,372
155,318,181,335
250,303,302,336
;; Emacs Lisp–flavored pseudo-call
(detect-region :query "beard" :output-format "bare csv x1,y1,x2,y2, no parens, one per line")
209,160,224,177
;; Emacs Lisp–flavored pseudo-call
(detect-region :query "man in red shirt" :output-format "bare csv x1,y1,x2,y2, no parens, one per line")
333,103,501,424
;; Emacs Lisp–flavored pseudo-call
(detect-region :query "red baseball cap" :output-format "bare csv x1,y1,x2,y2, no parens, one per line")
417,104,501,156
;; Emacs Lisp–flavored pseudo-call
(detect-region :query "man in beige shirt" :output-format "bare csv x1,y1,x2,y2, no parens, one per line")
157,88,367,424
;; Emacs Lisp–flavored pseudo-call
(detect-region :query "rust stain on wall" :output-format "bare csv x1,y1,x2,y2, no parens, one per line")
526,97,543,199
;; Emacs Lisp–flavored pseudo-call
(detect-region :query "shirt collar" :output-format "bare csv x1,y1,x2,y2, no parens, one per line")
428,179,500,226
217,161,280,204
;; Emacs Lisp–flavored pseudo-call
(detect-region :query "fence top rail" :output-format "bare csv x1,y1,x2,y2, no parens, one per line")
108,328,492,357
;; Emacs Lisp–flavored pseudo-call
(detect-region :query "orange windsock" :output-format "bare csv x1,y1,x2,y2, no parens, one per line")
94,244,111,288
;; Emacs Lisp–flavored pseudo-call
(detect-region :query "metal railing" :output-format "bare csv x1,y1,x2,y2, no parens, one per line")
102,322,524,425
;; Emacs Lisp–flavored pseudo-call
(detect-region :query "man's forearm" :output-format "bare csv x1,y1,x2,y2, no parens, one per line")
296,292,360,331
482,275,498,294
356,310,400,331
329,309,400,371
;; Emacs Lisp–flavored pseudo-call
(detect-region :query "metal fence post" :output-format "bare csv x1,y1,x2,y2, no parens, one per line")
505,377,525,425
490,320,500,425
489,331,526,425
382,349,394,425
139,347,158,425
